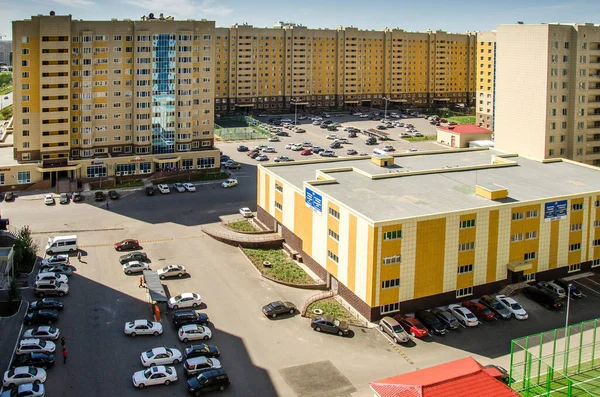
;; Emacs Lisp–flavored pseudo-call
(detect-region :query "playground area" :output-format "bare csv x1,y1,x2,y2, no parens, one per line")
510,318,600,397
214,114,269,141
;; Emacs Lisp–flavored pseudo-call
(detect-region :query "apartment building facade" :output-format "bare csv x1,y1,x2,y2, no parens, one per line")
475,31,496,131
0,41,11,66
494,23,600,166
10,14,219,189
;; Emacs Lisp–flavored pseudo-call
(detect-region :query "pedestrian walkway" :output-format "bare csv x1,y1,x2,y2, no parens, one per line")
201,222,283,248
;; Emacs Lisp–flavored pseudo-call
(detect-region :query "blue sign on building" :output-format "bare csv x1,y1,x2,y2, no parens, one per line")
305,187,323,215
544,200,568,221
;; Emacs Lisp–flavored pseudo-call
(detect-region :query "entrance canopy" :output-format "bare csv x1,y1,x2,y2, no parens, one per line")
143,270,168,303
344,101,360,104
235,104,254,107
36,164,81,173
153,156,181,164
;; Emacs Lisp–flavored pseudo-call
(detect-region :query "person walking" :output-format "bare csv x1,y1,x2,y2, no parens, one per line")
61,336,66,348
139,276,143,288
77,251,82,262
62,347,67,364
106,202,110,210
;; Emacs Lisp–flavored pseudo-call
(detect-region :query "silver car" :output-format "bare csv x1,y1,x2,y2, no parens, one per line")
157,265,187,280
122,261,150,275
379,316,410,344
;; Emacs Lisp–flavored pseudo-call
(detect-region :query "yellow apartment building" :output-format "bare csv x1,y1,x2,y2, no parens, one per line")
257,149,600,320
476,31,496,131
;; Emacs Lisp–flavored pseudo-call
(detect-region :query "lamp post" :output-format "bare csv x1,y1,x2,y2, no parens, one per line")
564,283,572,367
382,97,389,121
291,98,298,126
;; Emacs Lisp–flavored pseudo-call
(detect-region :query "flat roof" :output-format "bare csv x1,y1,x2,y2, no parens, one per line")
261,149,600,223
437,124,492,134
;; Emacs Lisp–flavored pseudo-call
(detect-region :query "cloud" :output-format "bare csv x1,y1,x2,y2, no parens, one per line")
49,0,95,7
124,0,232,18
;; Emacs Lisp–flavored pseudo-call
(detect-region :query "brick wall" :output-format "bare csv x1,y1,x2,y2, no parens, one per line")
337,281,376,321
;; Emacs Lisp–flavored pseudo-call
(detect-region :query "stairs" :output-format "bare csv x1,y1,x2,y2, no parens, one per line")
56,179,71,194
498,281,530,296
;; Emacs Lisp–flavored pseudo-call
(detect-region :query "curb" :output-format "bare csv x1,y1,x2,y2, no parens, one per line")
0,300,28,394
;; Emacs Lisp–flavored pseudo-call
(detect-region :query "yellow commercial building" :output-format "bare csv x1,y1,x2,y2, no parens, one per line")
257,149,600,321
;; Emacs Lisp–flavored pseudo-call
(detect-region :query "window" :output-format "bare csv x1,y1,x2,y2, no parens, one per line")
525,273,536,282
22,130,29,137
383,230,402,240
22,142,29,149
17,171,30,184
569,263,581,273
525,231,538,240
380,302,400,314
593,259,600,268
456,287,473,298
197,157,215,169
383,255,401,265
526,210,539,218
512,212,524,221
327,250,339,263
274,201,282,211
569,243,581,252
571,223,583,232
328,207,340,219
524,252,537,260
0,173,3,185
457,264,473,274
593,239,600,247
511,233,523,242
572,203,583,211
275,183,283,192
381,279,400,289
460,219,476,229
328,229,339,241
596,200,600,208
595,220,600,228
458,242,475,252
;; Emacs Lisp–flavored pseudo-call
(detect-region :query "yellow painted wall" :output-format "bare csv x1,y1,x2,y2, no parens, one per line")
326,201,340,278
456,272,474,289
264,173,271,213
256,168,261,207
293,192,312,256
509,205,541,273
549,221,560,269
365,225,378,306
274,189,283,223
347,214,357,291
414,218,446,298
458,214,477,267
486,210,499,282
569,198,585,265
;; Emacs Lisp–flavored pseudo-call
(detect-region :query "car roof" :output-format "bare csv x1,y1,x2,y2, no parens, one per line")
13,366,34,374
181,324,202,331
151,347,167,354
134,319,151,325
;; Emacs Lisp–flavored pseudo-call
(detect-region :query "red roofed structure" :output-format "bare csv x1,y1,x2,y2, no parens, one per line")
436,124,493,148
437,124,492,134
369,357,519,397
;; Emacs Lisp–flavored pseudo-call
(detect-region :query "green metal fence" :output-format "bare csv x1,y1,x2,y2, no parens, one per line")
214,115,269,141
510,318,600,396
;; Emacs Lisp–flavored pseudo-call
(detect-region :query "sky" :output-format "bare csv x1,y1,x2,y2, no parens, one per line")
0,0,599,40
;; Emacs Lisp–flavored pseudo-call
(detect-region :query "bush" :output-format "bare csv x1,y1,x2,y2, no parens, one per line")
227,221,257,232
13,225,38,274
0,104,12,121
243,248,314,284
306,298,359,324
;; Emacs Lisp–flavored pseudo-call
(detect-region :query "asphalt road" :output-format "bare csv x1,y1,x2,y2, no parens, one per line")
1,91,12,110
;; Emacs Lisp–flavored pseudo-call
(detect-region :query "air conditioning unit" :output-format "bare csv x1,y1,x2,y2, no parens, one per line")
115,172,121,176
123,171,129,176
94,174,99,177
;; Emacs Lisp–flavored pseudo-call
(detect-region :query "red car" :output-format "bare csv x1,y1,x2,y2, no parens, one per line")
394,314,429,338
300,149,312,156
462,300,495,321
114,239,140,251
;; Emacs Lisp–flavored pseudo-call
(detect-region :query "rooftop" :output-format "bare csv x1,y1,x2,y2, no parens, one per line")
261,148,600,223
437,124,492,134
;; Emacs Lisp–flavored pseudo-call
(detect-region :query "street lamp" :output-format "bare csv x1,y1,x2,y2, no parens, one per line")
291,98,299,126
564,283,572,368
382,97,390,121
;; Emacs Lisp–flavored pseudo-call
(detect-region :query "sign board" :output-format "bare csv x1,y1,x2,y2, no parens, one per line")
305,187,322,215
544,200,568,222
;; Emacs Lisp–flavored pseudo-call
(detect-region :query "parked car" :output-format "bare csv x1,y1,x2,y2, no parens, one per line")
329,142,341,149
41,254,69,267
239,207,253,218
183,356,222,378
382,145,395,152
172,310,210,327
173,183,186,193
36,273,68,285
320,150,336,157
0,383,45,396
461,300,495,321
536,281,567,299
429,308,460,330
495,295,528,320
29,299,64,312
255,154,269,161
119,252,149,264
114,239,140,251
108,190,119,200
262,301,296,318
146,186,155,196
168,293,201,310
223,160,241,169
72,192,82,202
184,344,220,360
4,192,14,201
122,261,151,275
221,179,238,188
394,315,429,338
310,316,350,336
59,193,69,205
34,281,69,298
43,195,54,206
141,347,183,367
186,368,230,394
132,365,178,389
326,134,339,140
11,353,54,369
237,145,248,152
183,183,196,192
178,324,212,342
124,320,163,336
365,137,377,145
378,316,410,343
157,184,170,194
553,278,584,299
523,286,564,310
2,366,47,389
479,295,512,320
447,304,479,327
94,191,106,201
157,264,186,279
483,364,512,384
300,149,312,156
42,265,73,277
268,136,280,142
16,339,55,355
274,156,293,162
311,146,325,154
22,326,59,341
415,310,449,335
346,149,357,155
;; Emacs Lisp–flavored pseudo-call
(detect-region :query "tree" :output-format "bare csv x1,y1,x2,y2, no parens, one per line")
0,72,12,87
0,105,12,121
7,278,20,303
13,225,38,274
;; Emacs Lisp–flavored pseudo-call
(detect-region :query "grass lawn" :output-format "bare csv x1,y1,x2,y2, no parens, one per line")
152,171,229,185
403,135,437,142
243,248,315,284
447,116,476,124
115,180,145,188
227,220,257,232
307,298,358,324
0,86,12,96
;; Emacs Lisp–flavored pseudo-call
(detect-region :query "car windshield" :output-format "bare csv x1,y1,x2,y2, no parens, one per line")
48,327,57,333
28,367,37,376
143,369,152,378
493,302,504,310
511,303,522,310
165,367,173,375
466,312,477,319
482,307,492,315
38,340,46,347
414,322,425,329
333,320,341,327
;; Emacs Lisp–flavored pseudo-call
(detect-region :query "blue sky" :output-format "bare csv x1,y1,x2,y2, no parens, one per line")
1,0,599,39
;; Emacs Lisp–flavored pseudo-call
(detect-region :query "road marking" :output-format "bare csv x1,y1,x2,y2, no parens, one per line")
179,234,205,239
375,328,414,365
574,280,600,296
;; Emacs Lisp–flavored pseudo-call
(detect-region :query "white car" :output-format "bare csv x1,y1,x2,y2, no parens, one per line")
352,112,362,116
221,179,238,188
168,292,201,310
157,184,170,194
285,143,295,149
294,128,306,133
263,147,276,153
140,347,183,367
280,118,292,123
274,156,292,162
447,304,479,327
334,138,349,144
124,320,163,336
178,324,212,342
132,366,178,389
239,207,253,218
182,183,196,192
291,144,303,151
406,148,418,152
36,272,68,285
43,194,54,206
311,116,322,121
298,115,307,120
258,113,268,117
157,264,186,279
255,154,269,161
268,136,280,142
496,295,529,320
23,326,60,341
41,254,69,267
320,150,336,157
360,114,370,118
1,384,45,396
123,261,151,275
326,134,339,140
16,339,55,355
3,366,47,389
173,183,185,192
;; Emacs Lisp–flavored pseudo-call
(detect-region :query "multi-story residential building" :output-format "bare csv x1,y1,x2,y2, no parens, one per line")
257,148,600,321
494,23,600,166
9,13,219,190
0,41,11,66
475,31,496,131
213,23,477,113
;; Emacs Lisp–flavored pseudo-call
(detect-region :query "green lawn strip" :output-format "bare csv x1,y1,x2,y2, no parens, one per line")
114,180,145,188
0,86,12,96
152,171,229,185
447,116,476,124
243,248,315,284
306,298,360,325
227,221,257,232
403,135,437,142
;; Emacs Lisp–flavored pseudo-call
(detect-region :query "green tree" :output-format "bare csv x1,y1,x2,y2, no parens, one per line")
0,72,12,87
7,278,20,303
13,225,38,274
0,105,12,121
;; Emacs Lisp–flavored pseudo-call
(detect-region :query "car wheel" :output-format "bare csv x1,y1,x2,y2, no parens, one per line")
337,330,344,337
34,380,40,385
48,250,53,255
315,327,321,332
126,270,131,275
116,247,121,251
160,275,165,280
192,303,198,308
137,383,145,389
183,338,189,343
164,380,171,386
411,332,416,337
150,362,156,367
173,359,179,364
173,305,179,310
203,335,209,340
219,385,226,391
130,332,136,337
178,273,183,278
58,292,64,297
153,331,159,336
272,313,277,319
8,383,15,389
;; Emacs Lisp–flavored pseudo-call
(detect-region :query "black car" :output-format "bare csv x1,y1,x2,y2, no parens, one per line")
523,286,564,310
145,186,155,196
4,192,14,201
29,299,64,312
365,137,377,145
310,316,350,336
220,155,230,163
72,192,82,202
94,191,105,201
248,151,260,159
430,308,460,330
554,278,584,299
261,301,296,319
237,145,248,152
479,295,512,320
12,352,55,369
276,131,289,136
24,310,59,325
184,344,220,360
329,142,341,149
108,190,119,200
173,309,210,327
119,251,149,264
319,124,329,129
186,368,230,394
415,310,449,335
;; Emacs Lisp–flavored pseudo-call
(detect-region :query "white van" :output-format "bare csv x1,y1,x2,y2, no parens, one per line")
372,149,387,156
45,235,78,255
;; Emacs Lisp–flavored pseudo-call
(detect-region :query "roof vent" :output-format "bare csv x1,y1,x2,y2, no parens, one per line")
476,183,508,200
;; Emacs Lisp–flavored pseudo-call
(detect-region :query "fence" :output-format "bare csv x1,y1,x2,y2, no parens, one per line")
214,115,270,141
510,318,600,397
